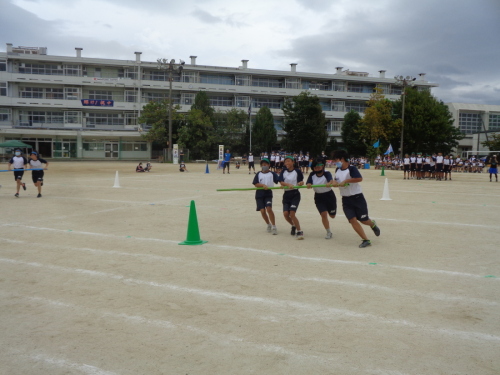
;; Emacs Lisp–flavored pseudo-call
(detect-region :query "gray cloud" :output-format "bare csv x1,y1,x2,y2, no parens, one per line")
191,9,223,24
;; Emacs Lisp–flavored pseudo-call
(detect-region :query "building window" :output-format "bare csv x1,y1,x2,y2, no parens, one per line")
200,74,234,85
0,60,6,71
45,88,64,99
83,142,105,151
19,63,63,75
181,93,195,105
209,96,233,107
64,64,81,76
332,81,345,92
124,113,137,125
0,108,11,122
332,101,345,112
64,111,82,124
489,113,500,131
253,97,282,109
327,120,342,133
19,111,64,125
345,102,367,113
303,81,330,91
285,78,300,89
122,142,147,151
125,90,137,103
86,113,123,126
235,96,250,108
0,82,7,96
251,77,283,88
89,90,113,100
65,87,80,100
182,71,199,83
459,112,482,134
347,83,374,93
320,101,331,111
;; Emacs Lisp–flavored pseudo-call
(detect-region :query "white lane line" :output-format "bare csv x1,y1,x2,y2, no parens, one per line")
1,257,499,344
2,292,409,375
2,238,497,307
21,353,118,375
0,224,497,281
389,189,500,197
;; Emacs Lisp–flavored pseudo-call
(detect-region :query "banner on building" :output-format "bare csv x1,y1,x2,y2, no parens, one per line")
81,99,114,107
173,144,179,165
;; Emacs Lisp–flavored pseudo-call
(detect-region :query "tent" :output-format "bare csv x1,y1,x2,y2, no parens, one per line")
0,140,33,148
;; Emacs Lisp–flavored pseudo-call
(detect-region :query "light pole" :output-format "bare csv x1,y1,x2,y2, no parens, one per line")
394,75,416,158
157,58,185,161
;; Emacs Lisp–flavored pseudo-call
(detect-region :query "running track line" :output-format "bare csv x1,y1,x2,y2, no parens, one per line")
1,257,499,344
0,292,411,375
2,238,498,307
0,224,497,281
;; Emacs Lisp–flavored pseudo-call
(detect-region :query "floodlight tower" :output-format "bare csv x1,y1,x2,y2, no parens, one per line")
394,75,416,158
157,58,185,161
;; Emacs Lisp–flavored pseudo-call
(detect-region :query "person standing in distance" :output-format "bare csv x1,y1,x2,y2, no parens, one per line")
28,151,48,197
8,148,28,198
248,152,255,174
489,154,498,182
332,150,380,248
223,149,231,174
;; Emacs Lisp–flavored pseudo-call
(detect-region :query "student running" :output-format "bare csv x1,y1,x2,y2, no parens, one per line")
331,150,380,248
253,158,279,235
306,157,336,239
279,156,305,240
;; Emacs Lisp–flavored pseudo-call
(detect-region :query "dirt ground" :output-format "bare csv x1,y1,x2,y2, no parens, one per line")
0,161,499,375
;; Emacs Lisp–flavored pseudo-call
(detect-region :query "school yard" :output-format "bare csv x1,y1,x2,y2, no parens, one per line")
0,161,499,375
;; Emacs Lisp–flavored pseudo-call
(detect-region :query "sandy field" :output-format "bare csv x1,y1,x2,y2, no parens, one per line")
0,161,499,375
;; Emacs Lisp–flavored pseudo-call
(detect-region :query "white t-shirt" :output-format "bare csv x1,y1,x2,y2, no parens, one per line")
248,155,254,162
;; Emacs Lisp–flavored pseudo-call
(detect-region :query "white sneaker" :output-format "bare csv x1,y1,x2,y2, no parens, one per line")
267,224,272,233
325,231,332,239
296,231,304,240
272,226,278,235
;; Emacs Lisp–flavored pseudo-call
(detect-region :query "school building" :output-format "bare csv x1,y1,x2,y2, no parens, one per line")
445,103,500,155
1,42,441,160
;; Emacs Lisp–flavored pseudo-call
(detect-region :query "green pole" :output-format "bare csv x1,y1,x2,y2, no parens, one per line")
216,184,349,192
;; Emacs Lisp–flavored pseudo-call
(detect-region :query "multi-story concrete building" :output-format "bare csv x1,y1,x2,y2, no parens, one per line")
0,43,438,159
445,103,500,156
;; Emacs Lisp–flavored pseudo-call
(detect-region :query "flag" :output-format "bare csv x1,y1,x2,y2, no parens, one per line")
372,140,380,148
384,144,393,155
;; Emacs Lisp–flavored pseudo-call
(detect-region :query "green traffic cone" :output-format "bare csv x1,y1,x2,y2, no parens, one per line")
380,166,385,176
179,200,208,246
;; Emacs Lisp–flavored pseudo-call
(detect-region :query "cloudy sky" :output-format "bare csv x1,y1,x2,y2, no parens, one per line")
1,0,499,104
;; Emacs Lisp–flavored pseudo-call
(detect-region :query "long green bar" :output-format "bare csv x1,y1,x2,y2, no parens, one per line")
216,184,348,192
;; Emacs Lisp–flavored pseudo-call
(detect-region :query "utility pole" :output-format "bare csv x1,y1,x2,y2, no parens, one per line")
394,75,416,158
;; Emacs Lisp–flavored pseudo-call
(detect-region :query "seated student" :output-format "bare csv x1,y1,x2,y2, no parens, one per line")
236,160,241,169
136,162,145,172
179,161,188,172
145,162,152,172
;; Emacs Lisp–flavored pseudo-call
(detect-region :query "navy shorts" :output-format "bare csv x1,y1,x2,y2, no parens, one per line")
404,164,410,171
342,193,370,222
256,191,273,211
14,170,24,181
282,190,301,212
314,190,337,216
32,171,44,184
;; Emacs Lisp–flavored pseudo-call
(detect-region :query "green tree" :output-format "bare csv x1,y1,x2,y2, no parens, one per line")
251,106,277,155
482,134,500,151
138,99,182,147
392,87,463,154
357,87,400,159
177,109,216,160
191,91,215,121
214,108,248,155
341,110,365,156
282,91,327,156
